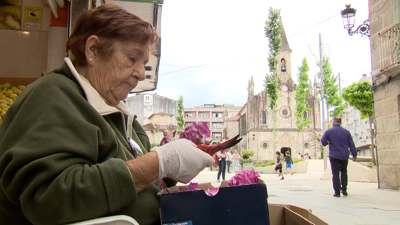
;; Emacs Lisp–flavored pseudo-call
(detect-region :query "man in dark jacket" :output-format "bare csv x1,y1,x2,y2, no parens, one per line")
321,117,357,197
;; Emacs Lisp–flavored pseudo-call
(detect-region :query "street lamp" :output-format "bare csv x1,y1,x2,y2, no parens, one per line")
340,4,370,37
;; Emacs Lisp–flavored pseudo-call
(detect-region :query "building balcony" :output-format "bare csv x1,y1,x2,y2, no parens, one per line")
374,23,400,77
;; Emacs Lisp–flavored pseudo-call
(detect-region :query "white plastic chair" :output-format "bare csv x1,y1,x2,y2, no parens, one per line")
66,215,139,225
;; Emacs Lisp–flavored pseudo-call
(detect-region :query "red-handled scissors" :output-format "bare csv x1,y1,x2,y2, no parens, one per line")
197,134,242,156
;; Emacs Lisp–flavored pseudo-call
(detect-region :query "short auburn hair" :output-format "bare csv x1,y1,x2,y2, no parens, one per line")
66,3,158,66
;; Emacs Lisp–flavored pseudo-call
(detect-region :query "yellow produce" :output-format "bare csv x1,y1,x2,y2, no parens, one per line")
0,83,25,124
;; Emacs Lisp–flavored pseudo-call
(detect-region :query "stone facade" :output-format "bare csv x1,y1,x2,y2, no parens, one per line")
369,0,400,190
231,24,321,161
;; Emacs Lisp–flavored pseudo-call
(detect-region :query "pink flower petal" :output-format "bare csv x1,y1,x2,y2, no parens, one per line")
188,182,198,191
204,187,219,196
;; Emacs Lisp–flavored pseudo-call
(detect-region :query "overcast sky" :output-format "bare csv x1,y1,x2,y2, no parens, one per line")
148,0,371,108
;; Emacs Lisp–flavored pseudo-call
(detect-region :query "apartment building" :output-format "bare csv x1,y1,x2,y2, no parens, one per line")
184,104,241,142
125,93,178,126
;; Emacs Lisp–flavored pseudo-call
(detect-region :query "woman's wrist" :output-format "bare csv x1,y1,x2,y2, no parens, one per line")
125,152,159,193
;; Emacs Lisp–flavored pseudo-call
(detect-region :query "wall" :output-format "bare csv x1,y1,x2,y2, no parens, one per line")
369,0,400,190
0,0,51,85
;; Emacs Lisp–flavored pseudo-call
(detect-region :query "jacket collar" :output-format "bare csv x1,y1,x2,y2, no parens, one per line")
64,57,133,116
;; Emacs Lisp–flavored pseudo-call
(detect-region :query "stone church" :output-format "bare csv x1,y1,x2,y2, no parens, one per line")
227,25,322,161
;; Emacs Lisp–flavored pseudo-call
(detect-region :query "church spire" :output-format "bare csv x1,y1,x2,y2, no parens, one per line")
247,76,254,100
280,17,292,53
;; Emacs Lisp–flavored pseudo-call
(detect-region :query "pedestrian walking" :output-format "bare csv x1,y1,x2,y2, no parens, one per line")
217,149,227,181
321,117,357,197
226,149,232,173
284,151,294,175
275,151,284,180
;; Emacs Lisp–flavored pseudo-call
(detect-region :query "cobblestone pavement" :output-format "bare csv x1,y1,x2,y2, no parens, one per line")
181,171,400,225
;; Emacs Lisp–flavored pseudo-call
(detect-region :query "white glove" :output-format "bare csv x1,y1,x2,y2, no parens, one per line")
152,139,214,183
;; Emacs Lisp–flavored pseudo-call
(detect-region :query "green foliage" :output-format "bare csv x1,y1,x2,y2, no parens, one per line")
240,158,254,164
255,160,275,167
317,57,345,118
264,8,282,110
342,81,374,119
295,57,312,131
176,95,185,133
256,160,263,165
293,159,305,164
242,150,255,159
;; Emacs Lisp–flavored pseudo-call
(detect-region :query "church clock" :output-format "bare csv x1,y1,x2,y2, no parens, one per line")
282,85,288,92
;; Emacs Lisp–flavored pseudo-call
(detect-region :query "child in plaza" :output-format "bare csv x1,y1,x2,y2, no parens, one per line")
275,151,284,180
285,151,294,175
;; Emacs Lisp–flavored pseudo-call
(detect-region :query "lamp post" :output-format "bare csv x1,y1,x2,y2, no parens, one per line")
340,4,370,37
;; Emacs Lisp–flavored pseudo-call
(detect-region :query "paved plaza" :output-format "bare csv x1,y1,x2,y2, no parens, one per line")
185,171,400,225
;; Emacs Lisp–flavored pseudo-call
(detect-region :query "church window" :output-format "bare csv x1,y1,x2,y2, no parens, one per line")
304,142,309,148
261,141,269,149
282,109,288,116
280,58,286,72
262,111,266,124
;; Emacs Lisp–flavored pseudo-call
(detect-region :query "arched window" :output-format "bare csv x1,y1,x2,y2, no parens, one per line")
262,111,266,124
280,58,286,72
303,111,307,119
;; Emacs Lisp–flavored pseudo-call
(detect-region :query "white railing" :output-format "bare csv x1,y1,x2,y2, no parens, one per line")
379,23,400,71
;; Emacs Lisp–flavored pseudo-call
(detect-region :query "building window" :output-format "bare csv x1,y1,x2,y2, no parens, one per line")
262,111,266,124
212,133,222,140
304,142,309,148
199,113,209,118
280,58,286,72
212,123,222,129
212,113,223,118
186,113,193,118
261,141,269,149
185,123,193,127
145,96,150,100
303,111,307,119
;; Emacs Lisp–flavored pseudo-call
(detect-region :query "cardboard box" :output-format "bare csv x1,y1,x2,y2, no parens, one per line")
269,204,328,225
159,182,328,225
159,181,269,225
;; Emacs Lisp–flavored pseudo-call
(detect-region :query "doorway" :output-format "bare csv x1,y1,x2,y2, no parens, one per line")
281,147,291,156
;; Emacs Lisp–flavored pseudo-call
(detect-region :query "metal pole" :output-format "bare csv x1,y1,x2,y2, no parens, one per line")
319,33,327,170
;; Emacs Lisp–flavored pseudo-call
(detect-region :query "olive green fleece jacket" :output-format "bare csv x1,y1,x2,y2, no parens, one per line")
0,62,161,225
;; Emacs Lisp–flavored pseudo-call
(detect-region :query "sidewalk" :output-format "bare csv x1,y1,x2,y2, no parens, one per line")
186,171,400,225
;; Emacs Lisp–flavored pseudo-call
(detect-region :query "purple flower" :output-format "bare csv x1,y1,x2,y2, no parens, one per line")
179,122,211,145
227,170,260,187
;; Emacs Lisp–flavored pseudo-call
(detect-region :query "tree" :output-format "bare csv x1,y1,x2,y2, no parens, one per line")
295,58,312,131
317,57,345,121
264,8,282,110
342,81,375,163
176,95,185,133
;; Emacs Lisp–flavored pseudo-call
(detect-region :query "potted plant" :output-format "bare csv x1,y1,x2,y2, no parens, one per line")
240,150,255,171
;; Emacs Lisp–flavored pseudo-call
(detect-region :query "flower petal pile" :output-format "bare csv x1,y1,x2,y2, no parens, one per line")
227,170,260,187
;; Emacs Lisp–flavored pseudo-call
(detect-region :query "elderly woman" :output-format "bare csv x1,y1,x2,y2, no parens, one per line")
0,4,213,225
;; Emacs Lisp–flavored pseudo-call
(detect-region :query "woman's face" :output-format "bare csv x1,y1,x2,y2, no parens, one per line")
89,40,149,105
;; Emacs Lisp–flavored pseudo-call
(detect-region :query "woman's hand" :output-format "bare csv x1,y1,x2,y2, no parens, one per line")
152,139,214,183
